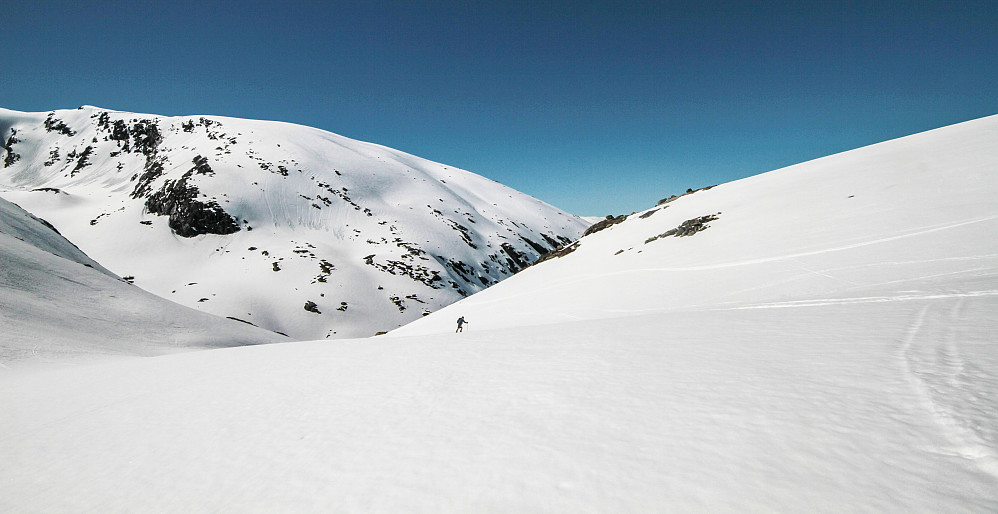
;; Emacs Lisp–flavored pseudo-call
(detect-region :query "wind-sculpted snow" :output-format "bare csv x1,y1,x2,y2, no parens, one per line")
0,106,588,339
0,197,285,365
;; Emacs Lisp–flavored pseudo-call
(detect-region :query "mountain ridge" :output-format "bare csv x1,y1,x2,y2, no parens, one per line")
3,112,996,510
391,112,998,335
1,106,589,339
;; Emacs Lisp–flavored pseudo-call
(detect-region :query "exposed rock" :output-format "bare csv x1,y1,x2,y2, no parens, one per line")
130,120,162,157
533,241,580,265
674,214,719,237
43,148,60,166
109,120,131,148
657,185,717,205
366,255,443,288
44,114,76,136
313,259,335,283
639,207,664,219
499,242,530,271
191,155,215,176
3,129,20,167
583,214,627,236
226,316,261,328
70,146,94,176
144,170,241,237
645,214,719,244
520,236,550,255
131,157,166,198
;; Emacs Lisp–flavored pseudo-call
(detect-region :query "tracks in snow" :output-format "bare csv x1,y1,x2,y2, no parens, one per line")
898,299,998,479
726,290,998,310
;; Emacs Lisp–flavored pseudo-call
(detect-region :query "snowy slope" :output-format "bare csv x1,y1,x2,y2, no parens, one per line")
0,107,589,339
2,115,996,511
0,196,285,366
392,112,998,335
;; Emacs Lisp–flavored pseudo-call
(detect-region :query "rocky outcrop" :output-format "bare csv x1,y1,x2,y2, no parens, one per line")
532,241,580,265
3,129,20,167
144,160,240,237
645,214,719,244
583,214,627,236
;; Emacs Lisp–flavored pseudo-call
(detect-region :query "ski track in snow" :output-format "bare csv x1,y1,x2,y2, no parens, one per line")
899,300,998,480
725,290,998,310
454,215,998,312
4,109,998,511
610,214,998,275
705,255,998,309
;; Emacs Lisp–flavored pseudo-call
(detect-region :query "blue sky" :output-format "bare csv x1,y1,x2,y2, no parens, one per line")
3,1,996,215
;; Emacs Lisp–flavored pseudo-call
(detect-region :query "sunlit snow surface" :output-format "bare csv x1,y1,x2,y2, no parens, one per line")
0,196,284,365
0,106,588,339
3,115,998,511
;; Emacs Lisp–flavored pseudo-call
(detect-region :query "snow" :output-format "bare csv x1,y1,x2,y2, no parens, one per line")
2,114,997,511
0,107,589,339
3,305,996,511
0,196,285,366
391,111,998,335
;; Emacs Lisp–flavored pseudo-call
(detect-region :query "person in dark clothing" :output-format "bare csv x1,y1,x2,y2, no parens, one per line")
456,316,468,333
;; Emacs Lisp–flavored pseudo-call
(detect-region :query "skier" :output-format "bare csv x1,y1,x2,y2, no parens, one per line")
456,316,468,333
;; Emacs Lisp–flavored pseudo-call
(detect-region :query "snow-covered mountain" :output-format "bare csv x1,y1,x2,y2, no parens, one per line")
0,106,588,339
0,196,285,366
2,114,996,511
392,112,998,336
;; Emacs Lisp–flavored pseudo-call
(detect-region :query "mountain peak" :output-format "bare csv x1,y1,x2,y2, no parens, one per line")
1,106,589,339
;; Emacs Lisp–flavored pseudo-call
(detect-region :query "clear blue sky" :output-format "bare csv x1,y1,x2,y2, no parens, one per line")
3,1,996,215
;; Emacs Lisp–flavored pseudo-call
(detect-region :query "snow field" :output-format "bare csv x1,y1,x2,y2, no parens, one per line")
1,106,588,339
0,195,285,365
2,301,996,511
1,112,997,510
391,113,998,336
